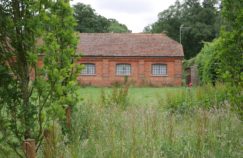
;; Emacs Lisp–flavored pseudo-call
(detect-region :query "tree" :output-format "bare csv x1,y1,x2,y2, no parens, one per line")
182,0,221,58
196,0,243,88
143,25,152,33
73,3,110,33
0,0,80,157
108,19,131,33
149,0,182,41
193,0,242,119
73,3,130,33
219,0,243,118
145,0,221,59
195,39,222,84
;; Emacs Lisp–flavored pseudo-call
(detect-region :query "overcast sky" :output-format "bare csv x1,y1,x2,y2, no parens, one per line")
71,0,177,33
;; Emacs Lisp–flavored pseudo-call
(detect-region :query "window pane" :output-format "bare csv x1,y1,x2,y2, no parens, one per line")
152,64,167,75
81,64,95,75
116,64,131,76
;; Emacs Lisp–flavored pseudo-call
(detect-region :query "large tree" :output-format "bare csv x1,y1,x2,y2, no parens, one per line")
144,0,221,59
73,3,130,33
0,0,80,157
218,0,243,117
108,19,131,33
73,3,110,33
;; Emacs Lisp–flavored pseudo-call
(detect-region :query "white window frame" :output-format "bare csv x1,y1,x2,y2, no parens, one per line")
116,64,131,76
152,64,167,76
81,63,96,75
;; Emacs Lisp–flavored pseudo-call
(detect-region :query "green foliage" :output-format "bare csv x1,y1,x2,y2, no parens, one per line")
146,0,182,40
108,19,131,33
0,0,80,157
0,0,43,156
73,3,130,33
100,84,130,110
145,0,221,59
219,0,243,119
73,3,110,33
189,0,242,85
194,38,222,84
192,0,243,119
160,84,228,114
37,86,242,158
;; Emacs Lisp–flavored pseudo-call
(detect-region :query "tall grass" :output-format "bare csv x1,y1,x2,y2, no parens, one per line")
35,84,243,158
100,83,130,110
159,84,228,113
56,104,241,158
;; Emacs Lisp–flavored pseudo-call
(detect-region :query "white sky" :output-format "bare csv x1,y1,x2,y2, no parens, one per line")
71,0,177,33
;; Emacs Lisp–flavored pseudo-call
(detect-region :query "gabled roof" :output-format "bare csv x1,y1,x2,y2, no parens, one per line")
77,33,184,57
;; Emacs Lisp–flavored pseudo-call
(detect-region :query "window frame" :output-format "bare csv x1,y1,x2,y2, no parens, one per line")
151,64,167,76
116,63,132,76
81,63,96,76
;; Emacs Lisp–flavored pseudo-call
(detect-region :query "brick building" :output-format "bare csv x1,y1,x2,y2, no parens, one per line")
77,33,184,86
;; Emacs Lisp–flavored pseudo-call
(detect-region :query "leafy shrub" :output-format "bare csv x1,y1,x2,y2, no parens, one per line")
162,88,194,114
100,83,130,110
194,39,222,85
160,84,228,114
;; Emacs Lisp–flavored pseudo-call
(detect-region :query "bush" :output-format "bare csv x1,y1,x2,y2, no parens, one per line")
100,83,130,110
159,84,228,114
194,39,222,85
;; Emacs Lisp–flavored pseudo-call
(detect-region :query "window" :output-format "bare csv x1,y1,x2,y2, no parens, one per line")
152,64,167,76
116,64,131,76
81,63,95,75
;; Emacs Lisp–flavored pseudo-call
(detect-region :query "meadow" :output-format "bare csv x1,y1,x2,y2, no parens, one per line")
78,87,179,106
36,85,242,158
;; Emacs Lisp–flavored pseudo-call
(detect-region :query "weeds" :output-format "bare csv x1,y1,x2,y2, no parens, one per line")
100,83,130,110
159,84,228,114
4,85,242,158
60,104,241,158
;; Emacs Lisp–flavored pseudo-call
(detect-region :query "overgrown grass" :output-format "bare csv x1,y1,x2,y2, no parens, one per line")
159,84,228,113
2,85,242,158
55,104,242,158
78,86,181,106
36,84,242,158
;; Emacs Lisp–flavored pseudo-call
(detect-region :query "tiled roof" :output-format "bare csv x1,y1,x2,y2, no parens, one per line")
77,33,184,57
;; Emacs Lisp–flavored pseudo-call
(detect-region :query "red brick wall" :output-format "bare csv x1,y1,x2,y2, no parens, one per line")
77,56,183,87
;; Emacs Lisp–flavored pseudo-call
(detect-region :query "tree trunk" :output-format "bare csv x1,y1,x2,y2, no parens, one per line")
23,139,36,158
65,106,71,128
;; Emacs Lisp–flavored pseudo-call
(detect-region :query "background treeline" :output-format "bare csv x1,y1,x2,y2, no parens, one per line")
73,3,131,33
144,0,221,59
